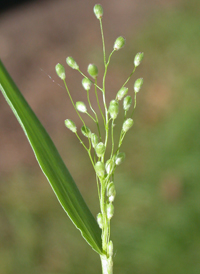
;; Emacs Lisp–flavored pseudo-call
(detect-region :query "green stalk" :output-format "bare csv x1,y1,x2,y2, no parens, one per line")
99,17,114,274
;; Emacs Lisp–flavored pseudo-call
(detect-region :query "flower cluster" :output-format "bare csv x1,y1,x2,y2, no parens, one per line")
55,3,144,268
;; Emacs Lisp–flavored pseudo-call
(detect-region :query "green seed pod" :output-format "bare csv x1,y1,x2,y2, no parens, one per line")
134,78,143,93
66,56,79,70
116,87,128,101
82,78,92,91
122,118,134,132
107,181,116,202
97,213,103,229
93,4,103,19
105,159,114,175
107,203,114,220
113,36,126,51
81,125,91,138
87,64,98,79
91,133,99,148
107,241,113,257
64,119,77,133
95,142,106,157
95,161,105,178
134,52,144,67
123,95,132,111
115,152,125,165
108,100,119,119
55,63,66,80
76,101,87,113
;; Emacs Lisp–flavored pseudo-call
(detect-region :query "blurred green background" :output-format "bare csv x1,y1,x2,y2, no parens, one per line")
1,0,200,273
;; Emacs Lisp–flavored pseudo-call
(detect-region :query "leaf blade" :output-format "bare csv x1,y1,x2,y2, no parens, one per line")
0,60,102,254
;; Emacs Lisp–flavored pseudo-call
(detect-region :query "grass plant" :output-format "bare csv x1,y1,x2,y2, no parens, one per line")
0,4,144,274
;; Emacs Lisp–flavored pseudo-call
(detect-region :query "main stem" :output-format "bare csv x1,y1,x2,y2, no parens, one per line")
100,254,113,274
99,18,113,274
100,178,113,274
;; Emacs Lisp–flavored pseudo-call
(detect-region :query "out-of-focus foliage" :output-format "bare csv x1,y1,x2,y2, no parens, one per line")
1,0,200,273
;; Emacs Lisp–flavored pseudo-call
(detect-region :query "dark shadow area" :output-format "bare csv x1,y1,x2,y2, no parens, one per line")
0,0,38,13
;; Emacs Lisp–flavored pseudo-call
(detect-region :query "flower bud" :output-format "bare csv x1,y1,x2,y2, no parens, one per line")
76,101,87,113
55,63,66,80
107,181,116,202
116,87,128,101
115,152,125,165
123,95,132,111
95,161,105,178
105,159,114,175
108,100,119,120
134,52,144,67
122,118,134,132
107,241,113,257
82,78,92,91
93,4,103,19
87,64,98,79
81,125,91,138
134,78,143,93
107,203,114,219
91,133,99,148
95,142,106,157
97,213,103,229
64,119,77,133
66,56,79,70
113,36,126,51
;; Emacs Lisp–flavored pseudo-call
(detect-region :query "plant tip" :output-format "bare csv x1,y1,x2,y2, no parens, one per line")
97,213,103,229
123,95,132,111
107,203,114,219
64,119,77,133
134,78,143,93
94,4,103,19
55,63,66,80
81,125,91,138
66,56,79,70
87,64,98,79
95,142,106,157
91,133,99,148
115,152,126,165
76,101,87,113
82,78,92,91
113,36,126,51
134,52,144,67
116,87,128,101
95,161,105,178
108,100,119,120
122,118,134,132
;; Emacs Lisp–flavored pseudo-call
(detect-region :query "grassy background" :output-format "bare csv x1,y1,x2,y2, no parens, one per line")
1,0,200,273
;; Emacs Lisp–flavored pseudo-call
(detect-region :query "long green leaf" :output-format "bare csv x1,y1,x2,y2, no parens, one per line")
0,60,102,255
